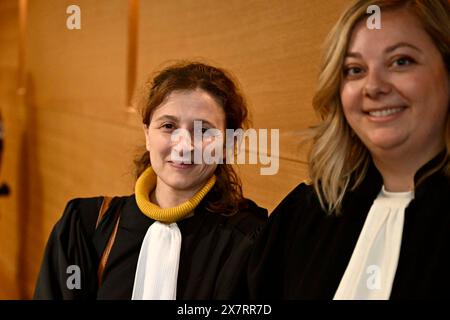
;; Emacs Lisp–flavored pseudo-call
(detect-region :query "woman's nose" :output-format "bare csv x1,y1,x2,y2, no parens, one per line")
363,68,392,98
172,130,194,154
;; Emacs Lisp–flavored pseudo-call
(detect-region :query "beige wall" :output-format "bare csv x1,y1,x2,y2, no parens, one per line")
0,0,350,299
0,0,21,299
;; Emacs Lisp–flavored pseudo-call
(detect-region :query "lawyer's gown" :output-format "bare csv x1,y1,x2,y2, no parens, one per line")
248,154,450,299
34,194,267,299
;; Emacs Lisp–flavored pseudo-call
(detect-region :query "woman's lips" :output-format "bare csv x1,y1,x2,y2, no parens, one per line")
365,106,407,122
169,161,194,169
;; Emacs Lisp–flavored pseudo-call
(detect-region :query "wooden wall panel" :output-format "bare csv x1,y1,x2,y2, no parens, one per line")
0,0,19,69
0,0,21,299
0,68,23,299
20,0,143,298
0,0,138,298
26,0,128,105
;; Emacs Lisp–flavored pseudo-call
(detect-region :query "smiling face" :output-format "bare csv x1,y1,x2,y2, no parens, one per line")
340,8,449,164
144,88,226,194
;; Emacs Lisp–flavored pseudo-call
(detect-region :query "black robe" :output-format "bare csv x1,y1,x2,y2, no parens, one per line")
34,194,267,299
248,153,450,299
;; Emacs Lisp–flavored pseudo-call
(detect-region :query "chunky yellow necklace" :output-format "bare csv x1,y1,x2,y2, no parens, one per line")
134,166,216,223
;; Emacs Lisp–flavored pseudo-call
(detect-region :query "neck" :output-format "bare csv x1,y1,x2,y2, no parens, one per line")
371,146,444,192
373,160,414,192
135,166,216,223
151,177,204,208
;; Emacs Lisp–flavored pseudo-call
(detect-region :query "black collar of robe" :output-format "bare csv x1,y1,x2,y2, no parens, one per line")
345,149,448,210
248,149,450,300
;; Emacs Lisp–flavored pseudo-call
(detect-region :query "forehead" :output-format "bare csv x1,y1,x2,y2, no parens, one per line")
347,8,434,53
151,89,225,124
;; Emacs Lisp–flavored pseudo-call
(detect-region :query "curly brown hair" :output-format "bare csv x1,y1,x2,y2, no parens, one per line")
134,61,250,215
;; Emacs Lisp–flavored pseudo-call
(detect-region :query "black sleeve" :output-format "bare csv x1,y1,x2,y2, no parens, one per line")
214,201,268,299
175,198,268,299
33,197,103,300
247,183,309,299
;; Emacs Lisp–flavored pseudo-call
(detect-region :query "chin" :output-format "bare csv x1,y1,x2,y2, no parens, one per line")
367,139,408,154
166,180,194,191
365,131,408,150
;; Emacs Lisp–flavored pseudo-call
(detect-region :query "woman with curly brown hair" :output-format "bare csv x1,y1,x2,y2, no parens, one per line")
34,62,267,299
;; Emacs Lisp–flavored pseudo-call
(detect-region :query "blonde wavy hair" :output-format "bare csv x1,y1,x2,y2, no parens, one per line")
309,0,450,214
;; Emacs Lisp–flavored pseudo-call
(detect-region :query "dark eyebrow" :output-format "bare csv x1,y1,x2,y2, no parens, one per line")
385,42,422,54
194,119,216,128
153,115,179,122
345,42,422,59
153,116,217,128
345,52,362,59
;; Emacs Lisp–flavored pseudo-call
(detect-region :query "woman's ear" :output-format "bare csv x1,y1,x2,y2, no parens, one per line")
143,124,151,152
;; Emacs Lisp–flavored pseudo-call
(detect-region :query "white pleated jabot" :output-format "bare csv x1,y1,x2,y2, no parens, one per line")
334,186,413,300
132,221,182,300
131,167,216,300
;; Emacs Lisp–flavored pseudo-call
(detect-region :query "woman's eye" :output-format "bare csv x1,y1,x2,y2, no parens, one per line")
161,123,175,130
194,127,210,135
344,66,363,77
203,129,222,142
392,56,415,67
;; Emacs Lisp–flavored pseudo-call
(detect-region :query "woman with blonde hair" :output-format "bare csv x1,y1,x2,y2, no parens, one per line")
249,0,450,299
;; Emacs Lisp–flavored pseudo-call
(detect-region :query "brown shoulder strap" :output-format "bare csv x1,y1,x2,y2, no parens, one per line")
95,196,113,229
96,196,120,286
